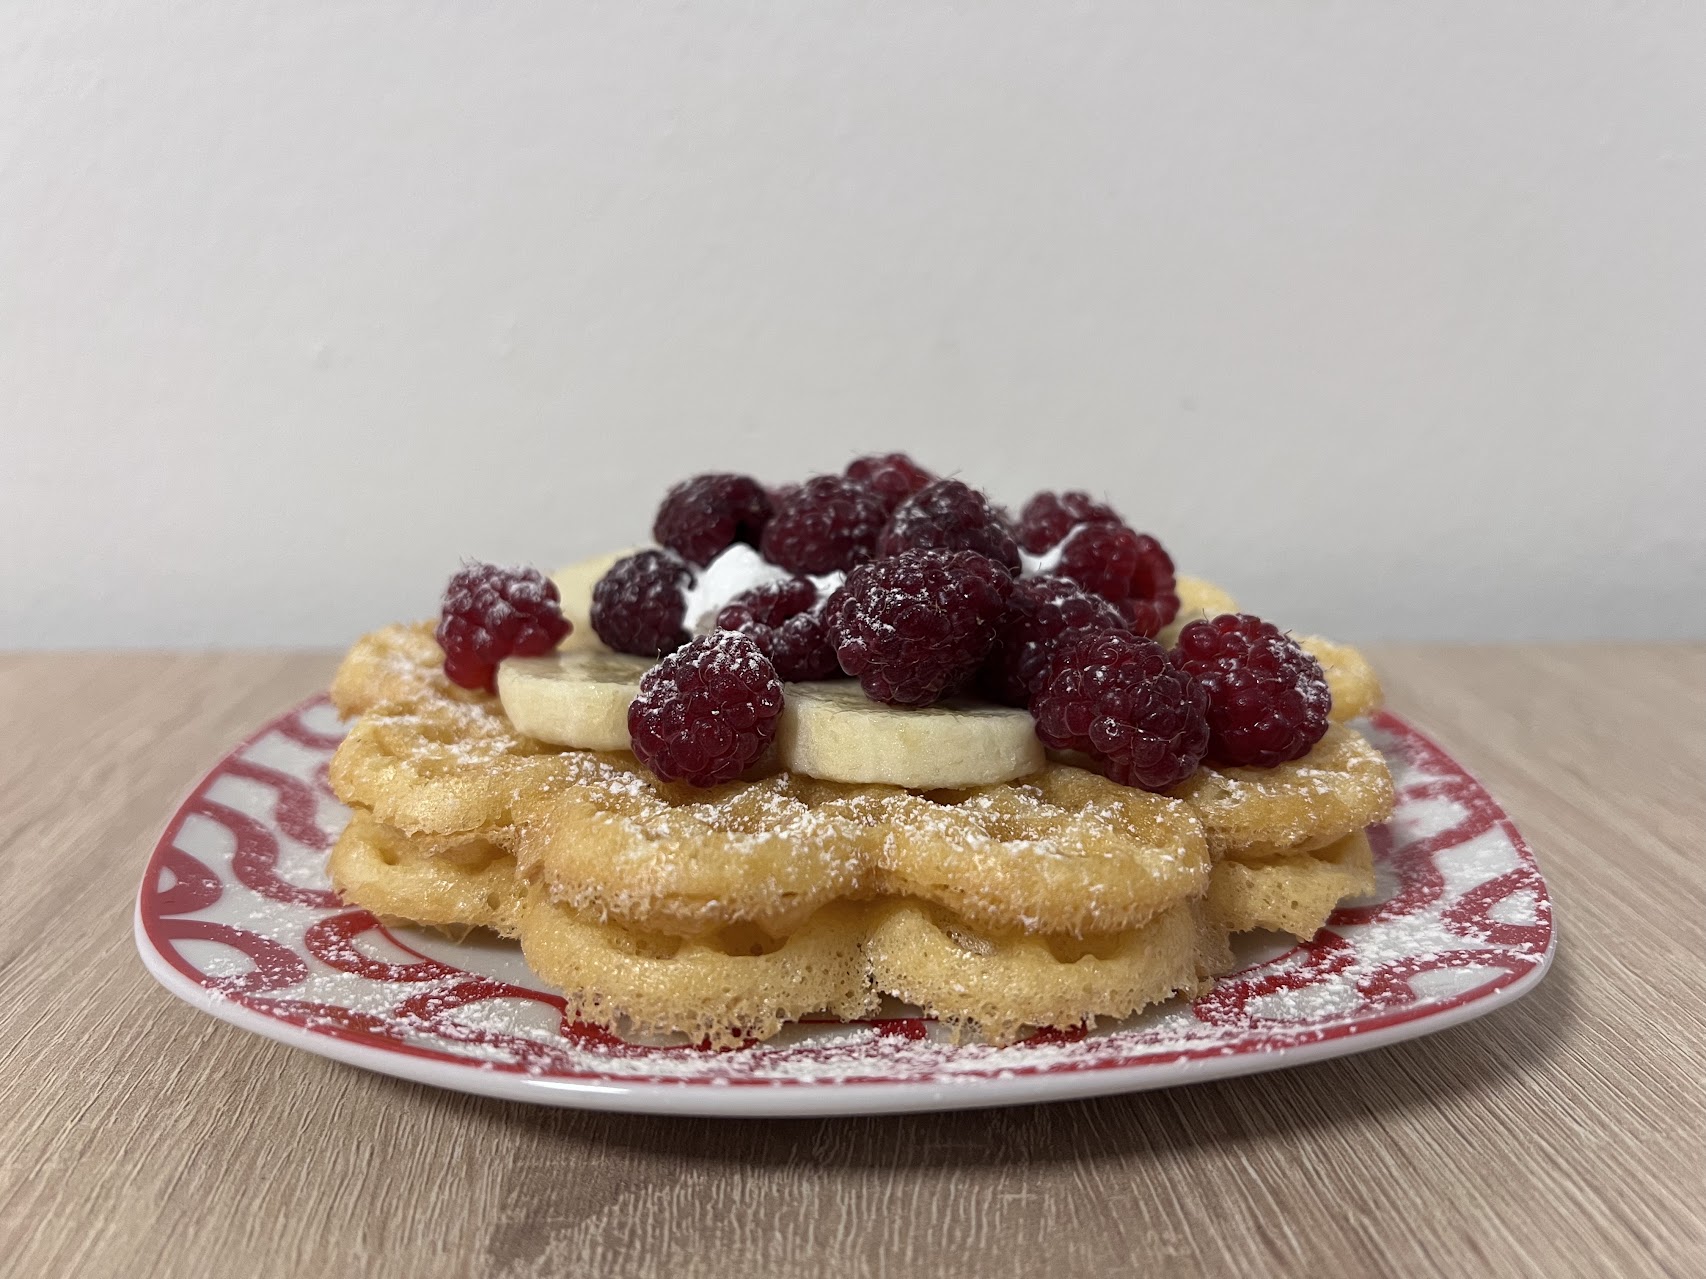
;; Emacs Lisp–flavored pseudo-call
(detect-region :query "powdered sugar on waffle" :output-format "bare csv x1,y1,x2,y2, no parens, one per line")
144,705,1551,1089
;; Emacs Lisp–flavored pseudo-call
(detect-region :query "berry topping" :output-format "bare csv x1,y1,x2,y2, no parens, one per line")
876,479,1022,574
716,578,839,682
760,476,889,575
1030,630,1209,791
626,631,784,787
435,563,572,693
844,452,936,511
1054,525,1180,638
719,572,820,627
589,550,692,658
979,575,1131,707
1017,490,1123,554
1170,614,1332,767
652,473,773,568
825,549,1012,706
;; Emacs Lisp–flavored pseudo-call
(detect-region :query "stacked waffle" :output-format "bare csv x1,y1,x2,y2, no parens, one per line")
326,576,1393,1047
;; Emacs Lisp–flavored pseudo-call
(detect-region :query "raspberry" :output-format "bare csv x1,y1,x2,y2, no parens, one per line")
760,476,889,575
825,549,1012,706
652,473,773,568
589,550,692,657
876,479,1021,574
720,575,818,628
1030,630,1209,791
435,563,572,693
1055,525,1180,638
716,578,839,682
1017,490,1123,554
1170,614,1331,767
979,575,1130,707
845,452,935,511
626,631,784,787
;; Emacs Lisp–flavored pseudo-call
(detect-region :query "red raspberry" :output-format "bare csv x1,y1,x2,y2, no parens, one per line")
1031,630,1209,791
844,452,935,511
1170,614,1331,767
1055,525,1180,638
589,550,692,657
435,563,571,693
825,549,1012,706
719,575,817,627
1017,490,1123,554
760,476,889,575
716,578,839,682
876,479,1021,574
626,631,784,786
979,575,1130,707
652,473,773,568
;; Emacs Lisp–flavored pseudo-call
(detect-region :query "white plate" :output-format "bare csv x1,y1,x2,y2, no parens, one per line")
136,700,1552,1117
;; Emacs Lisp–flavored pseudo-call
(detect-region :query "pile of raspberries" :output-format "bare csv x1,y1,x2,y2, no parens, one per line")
442,454,1331,788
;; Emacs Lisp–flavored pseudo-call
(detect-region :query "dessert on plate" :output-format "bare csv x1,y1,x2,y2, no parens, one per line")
326,455,1393,1047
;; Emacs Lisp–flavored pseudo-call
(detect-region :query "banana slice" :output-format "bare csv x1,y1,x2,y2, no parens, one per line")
550,547,645,653
777,681,1044,789
497,650,655,750
500,645,1047,789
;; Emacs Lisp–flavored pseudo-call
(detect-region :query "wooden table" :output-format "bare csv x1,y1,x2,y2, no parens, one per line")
2,647,1702,1278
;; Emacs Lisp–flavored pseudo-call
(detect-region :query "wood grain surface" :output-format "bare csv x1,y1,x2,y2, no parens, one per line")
2,647,1703,1279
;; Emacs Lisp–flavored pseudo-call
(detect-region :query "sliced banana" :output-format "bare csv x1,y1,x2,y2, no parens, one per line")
1159,576,1239,647
777,681,1044,789
500,617,1047,789
496,650,654,750
550,547,645,653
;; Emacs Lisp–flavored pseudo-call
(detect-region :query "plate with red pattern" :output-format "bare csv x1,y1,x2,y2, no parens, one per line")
135,699,1553,1117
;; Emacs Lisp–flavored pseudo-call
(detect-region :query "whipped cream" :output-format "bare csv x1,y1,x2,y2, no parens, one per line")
808,570,846,604
1019,529,1077,577
679,543,797,633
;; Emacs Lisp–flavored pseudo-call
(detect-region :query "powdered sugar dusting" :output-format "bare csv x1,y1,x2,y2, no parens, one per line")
141,703,1552,1097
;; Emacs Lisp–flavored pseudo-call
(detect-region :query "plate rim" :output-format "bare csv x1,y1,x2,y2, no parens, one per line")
133,700,1555,1118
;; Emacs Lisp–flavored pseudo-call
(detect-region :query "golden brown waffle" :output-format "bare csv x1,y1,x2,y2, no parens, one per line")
329,814,1366,1045
329,621,478,717
330,814,1239,1047
330,632,1216,938
325,607,1393,1044
517,763,1210,938
1203,830,1375,939
862,897,1229,1044
519,895,877,1048
1168,724,1395,861
1300,635,1385,722
329,810,528,936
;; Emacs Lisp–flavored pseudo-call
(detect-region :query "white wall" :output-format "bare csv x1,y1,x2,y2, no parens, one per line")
4,2,1703,647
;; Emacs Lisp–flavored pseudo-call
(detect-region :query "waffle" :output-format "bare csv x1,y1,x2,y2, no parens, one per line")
1202,830,1375,938
324,587,1392,1043
332,813,1234,1046
331,811,1355,1045
516,762,1211,939
331,635,1214,939
1169,725,1395,861
329,809,528,936
1300,634,1384,723
862,896,1229,1044
519,894,877,1047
